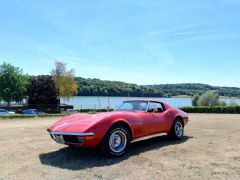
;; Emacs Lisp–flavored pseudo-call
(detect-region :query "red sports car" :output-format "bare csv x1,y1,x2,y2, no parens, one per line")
47,100,189,157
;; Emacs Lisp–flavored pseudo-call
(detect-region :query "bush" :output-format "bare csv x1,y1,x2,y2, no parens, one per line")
197,91,225,106
192,93,199,106
181,106,240,114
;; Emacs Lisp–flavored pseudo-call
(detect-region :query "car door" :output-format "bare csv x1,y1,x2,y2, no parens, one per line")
129,101,156,138
148,102,168,133
136,102,163,136
135,111,155,137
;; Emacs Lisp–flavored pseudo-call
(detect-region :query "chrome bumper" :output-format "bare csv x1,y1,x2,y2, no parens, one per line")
48,131,94,144
49,131,94,136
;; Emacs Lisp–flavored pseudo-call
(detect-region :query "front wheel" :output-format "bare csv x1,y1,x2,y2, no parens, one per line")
169,119,184,140
99,125,130,157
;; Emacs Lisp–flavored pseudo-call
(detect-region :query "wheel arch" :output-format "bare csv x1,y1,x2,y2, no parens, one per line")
109,120,133,141
174,115,184,127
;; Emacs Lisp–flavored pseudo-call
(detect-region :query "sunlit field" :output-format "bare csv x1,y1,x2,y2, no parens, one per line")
0,114,239,179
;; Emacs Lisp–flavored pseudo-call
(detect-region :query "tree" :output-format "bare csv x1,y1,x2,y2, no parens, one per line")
197,91,225,106
0,62,28,108
27,75,59,109
51,61,78,100
192,93,200,106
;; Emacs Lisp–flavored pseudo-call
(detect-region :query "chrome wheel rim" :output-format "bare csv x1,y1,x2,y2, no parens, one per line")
175,121,183,137
109,130,127,153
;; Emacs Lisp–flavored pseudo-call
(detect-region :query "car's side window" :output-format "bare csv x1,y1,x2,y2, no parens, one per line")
155,103,164,112
147,102,155,112
147,102,164,113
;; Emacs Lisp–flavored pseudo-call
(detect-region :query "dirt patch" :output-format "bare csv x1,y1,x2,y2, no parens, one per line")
0,114,240,179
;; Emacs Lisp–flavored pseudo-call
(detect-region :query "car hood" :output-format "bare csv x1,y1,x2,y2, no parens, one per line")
48,111,135,133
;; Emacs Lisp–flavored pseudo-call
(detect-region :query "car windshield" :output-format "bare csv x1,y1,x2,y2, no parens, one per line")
116,101,148,112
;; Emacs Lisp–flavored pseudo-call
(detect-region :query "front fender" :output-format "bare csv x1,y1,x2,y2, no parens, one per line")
86,116,136,146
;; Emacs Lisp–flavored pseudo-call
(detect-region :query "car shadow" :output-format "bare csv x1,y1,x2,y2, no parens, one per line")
39,135,193,170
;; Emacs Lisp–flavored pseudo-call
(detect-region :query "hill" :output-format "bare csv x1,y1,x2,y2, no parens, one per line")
75,77,164,97
75,77,240,98
147,83,240,97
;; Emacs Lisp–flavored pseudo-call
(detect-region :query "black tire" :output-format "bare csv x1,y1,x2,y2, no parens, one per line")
169,118,184,140
99,124,130,157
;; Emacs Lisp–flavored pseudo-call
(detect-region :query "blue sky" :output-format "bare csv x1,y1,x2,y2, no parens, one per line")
0,0,240,87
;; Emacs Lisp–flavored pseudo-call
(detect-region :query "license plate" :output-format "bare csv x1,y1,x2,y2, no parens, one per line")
54,135,65,144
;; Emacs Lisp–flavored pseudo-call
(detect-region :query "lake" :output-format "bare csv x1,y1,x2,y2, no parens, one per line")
60,96,240,109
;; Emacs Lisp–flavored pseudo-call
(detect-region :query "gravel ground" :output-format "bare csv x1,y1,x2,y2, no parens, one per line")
0,114,240,180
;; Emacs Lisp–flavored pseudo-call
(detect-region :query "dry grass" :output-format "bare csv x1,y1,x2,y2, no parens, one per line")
0,114,240,180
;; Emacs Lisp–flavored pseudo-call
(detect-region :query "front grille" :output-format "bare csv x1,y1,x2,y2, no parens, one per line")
63,135,83,144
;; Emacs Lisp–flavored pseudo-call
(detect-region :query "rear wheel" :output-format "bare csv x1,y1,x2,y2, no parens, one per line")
99,125,130,157
169,118,184,140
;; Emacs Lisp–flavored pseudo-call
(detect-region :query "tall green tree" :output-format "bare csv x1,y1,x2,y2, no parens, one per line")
51,61,78,100
0,62,28,108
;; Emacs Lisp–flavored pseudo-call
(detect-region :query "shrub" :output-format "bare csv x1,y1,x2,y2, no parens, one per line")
192,94,200,106
197,91,226,107
181,106,240,114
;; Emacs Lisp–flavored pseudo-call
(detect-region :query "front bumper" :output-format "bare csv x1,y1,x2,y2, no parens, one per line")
48,131,95,145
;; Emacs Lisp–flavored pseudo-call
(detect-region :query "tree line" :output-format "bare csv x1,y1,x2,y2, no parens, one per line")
76,77,164,97
1,62,240,108
147,83,240,98
76,79,240,98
